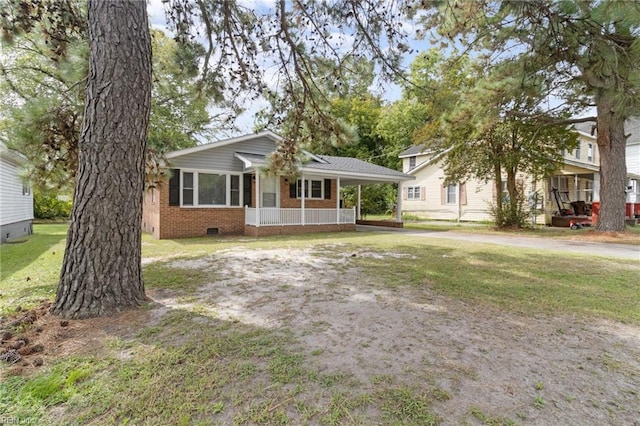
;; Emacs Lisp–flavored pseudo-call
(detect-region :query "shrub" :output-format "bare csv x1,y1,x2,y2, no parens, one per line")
34,190,72,219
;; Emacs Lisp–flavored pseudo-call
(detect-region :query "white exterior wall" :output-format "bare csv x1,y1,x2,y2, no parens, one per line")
402,159,495,222
627,143,639,175
1,155,34,242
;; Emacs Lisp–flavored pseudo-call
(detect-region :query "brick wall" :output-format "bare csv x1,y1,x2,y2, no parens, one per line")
245,223,355,237
142,175,345,239
143,183,246,239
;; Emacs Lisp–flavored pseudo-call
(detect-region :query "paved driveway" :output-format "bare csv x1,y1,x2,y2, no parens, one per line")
356,225,640,260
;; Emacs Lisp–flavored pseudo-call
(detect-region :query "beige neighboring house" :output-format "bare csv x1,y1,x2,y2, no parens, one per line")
398,119,640,225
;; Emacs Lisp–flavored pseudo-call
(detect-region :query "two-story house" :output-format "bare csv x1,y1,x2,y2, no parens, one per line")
398,120,639,225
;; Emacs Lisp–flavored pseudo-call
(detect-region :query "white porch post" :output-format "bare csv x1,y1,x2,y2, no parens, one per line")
255,172,260,227
456,183,461,222
301,175,305,226
336,177,341,224
574,174,579,201
357,185,362,220
396,181,402,222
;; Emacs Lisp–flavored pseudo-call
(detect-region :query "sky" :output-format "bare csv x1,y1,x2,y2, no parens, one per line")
145,0,425,139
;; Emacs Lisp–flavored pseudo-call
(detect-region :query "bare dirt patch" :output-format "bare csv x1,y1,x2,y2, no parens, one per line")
149,246,640,425
6,246,638,424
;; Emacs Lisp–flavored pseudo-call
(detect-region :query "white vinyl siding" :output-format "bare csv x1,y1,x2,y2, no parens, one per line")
0,156,34,226
401,159,494,222
170,137,276,171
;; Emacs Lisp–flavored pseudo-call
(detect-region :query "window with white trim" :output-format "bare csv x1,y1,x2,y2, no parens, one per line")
183,172,194,206
297,179,323,199
587,143,593,162
409,156,416,169
407,186,421,200
575,144,581,159
22,183,31,196
446,184,457,204
181,171,242,207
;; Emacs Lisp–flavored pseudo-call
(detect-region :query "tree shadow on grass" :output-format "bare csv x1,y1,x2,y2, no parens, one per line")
0,225,67,280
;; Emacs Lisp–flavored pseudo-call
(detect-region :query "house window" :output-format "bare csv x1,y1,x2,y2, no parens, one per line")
297,179,323,199
22,183,30,196
198,173,226,205
407,186,421,200
446,184,457,204
151,188,156,204
409,156,416,169
181,171,241,207
575,145,581,159
183,172,194,206
230,175,240,206
587,144,593,162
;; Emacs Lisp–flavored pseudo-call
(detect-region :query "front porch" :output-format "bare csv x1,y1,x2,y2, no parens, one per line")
245,207,356,226
244,207,357,237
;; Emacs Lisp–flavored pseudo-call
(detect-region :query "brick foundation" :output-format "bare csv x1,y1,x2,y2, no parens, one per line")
244,223,355,237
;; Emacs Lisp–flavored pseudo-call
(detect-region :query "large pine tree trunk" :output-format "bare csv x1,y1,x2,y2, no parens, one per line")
595,98,628,232
52,0,151,318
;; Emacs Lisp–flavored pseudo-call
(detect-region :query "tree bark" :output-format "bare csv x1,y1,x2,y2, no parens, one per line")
52,0,151,318
595,95,628,232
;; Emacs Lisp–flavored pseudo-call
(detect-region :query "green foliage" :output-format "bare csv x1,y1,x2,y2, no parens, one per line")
417,0,640,231
33,189,72,219
341,184,397,216
489,181,531,229
0,27,215,191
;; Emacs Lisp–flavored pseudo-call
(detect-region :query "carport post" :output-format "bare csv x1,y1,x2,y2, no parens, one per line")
396,182,402,222
357,185,362,220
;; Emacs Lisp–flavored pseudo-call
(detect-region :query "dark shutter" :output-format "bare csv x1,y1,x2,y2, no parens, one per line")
169,169,180,206
243,173,252,206
324,179,332,199
289,182,297,198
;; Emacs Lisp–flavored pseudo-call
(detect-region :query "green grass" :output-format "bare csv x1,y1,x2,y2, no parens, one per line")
0,224,67,315
1,224,639,424
350,236,640,324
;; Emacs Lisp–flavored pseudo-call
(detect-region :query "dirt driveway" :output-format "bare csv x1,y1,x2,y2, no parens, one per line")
155,246,640,425
356,225,640,260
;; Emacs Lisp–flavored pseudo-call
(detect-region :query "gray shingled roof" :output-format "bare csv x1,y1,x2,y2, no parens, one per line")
235,151,412,181
306,155,411,179
574,117,640,145
398,144,428,157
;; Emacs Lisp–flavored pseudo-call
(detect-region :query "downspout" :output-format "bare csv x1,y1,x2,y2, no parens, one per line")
396,181,402,222
357,185,362,220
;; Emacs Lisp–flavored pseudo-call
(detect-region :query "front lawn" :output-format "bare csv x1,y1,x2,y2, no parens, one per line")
1,224,638,425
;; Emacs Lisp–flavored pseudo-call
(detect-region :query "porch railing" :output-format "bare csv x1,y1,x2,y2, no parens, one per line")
245,207,355,226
